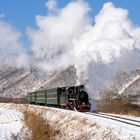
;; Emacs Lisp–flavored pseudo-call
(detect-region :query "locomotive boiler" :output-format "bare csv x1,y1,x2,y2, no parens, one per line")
27,85,91,112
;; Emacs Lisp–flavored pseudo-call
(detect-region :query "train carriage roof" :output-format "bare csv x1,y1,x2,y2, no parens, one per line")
28,84,85,94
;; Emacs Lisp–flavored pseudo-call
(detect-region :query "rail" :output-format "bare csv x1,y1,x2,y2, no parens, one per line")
85,112,140,127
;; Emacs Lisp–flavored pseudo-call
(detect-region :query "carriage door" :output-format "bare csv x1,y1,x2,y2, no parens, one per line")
59,88,67,107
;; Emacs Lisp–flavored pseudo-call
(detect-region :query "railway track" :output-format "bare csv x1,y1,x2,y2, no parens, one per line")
86,112,140,127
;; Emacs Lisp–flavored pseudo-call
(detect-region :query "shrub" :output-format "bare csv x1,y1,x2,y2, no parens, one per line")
24,111,53,140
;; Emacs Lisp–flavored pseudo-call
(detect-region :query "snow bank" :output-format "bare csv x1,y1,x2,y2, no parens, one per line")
0,103,139,140
0,104,23,140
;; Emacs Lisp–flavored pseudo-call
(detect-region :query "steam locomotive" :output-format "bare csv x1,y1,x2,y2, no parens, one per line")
27,85,91,112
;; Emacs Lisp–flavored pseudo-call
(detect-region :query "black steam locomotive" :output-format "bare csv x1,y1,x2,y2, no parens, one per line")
27,85,91,112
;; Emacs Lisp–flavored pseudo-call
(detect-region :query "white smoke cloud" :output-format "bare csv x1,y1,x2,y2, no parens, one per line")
45,0,57,11
28,0,91,73
0,20,29,68
28,1,140,92
74,2,140,91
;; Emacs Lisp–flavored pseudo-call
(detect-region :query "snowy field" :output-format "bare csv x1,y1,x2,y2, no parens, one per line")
0,103,140,140
0,104,23,140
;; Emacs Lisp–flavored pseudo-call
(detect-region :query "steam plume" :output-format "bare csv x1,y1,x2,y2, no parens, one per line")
0,20,29,68
28,0,91,73
74,2,140,92
29,1,140,93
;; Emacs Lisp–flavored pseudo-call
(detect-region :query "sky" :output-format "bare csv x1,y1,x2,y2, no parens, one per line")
0,0,140,32
0,0,140,51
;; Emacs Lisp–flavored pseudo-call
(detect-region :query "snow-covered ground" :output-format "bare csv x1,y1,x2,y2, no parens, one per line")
0,103,140,140
0,104,23,140
85,112,140,139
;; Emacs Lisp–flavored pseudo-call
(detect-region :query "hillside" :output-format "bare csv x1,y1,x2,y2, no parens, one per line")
0,66,76,98
111,69,140,97
0,65,140,99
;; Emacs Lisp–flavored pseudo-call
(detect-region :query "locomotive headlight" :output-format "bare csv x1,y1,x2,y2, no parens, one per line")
82,102,85,106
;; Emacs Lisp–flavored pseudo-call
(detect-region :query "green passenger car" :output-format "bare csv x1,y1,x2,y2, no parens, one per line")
28,85,91,112
28,88,61,106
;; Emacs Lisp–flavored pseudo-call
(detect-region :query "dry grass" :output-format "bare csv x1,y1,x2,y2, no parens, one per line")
99,90,140,116
24,111,54,140
0,97,27,104
99,97,140,116
9,104,121,140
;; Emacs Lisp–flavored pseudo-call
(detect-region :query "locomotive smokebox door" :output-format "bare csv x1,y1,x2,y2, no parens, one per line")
68,89,74,99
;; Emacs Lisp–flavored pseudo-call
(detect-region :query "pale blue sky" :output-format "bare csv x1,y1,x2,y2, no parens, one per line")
0,0,140,31
0,0,139,50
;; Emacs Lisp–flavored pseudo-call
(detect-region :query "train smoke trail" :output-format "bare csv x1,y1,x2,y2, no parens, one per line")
73,2,140,94
28,0,91,73
29,1,140,95
0,20,29,68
